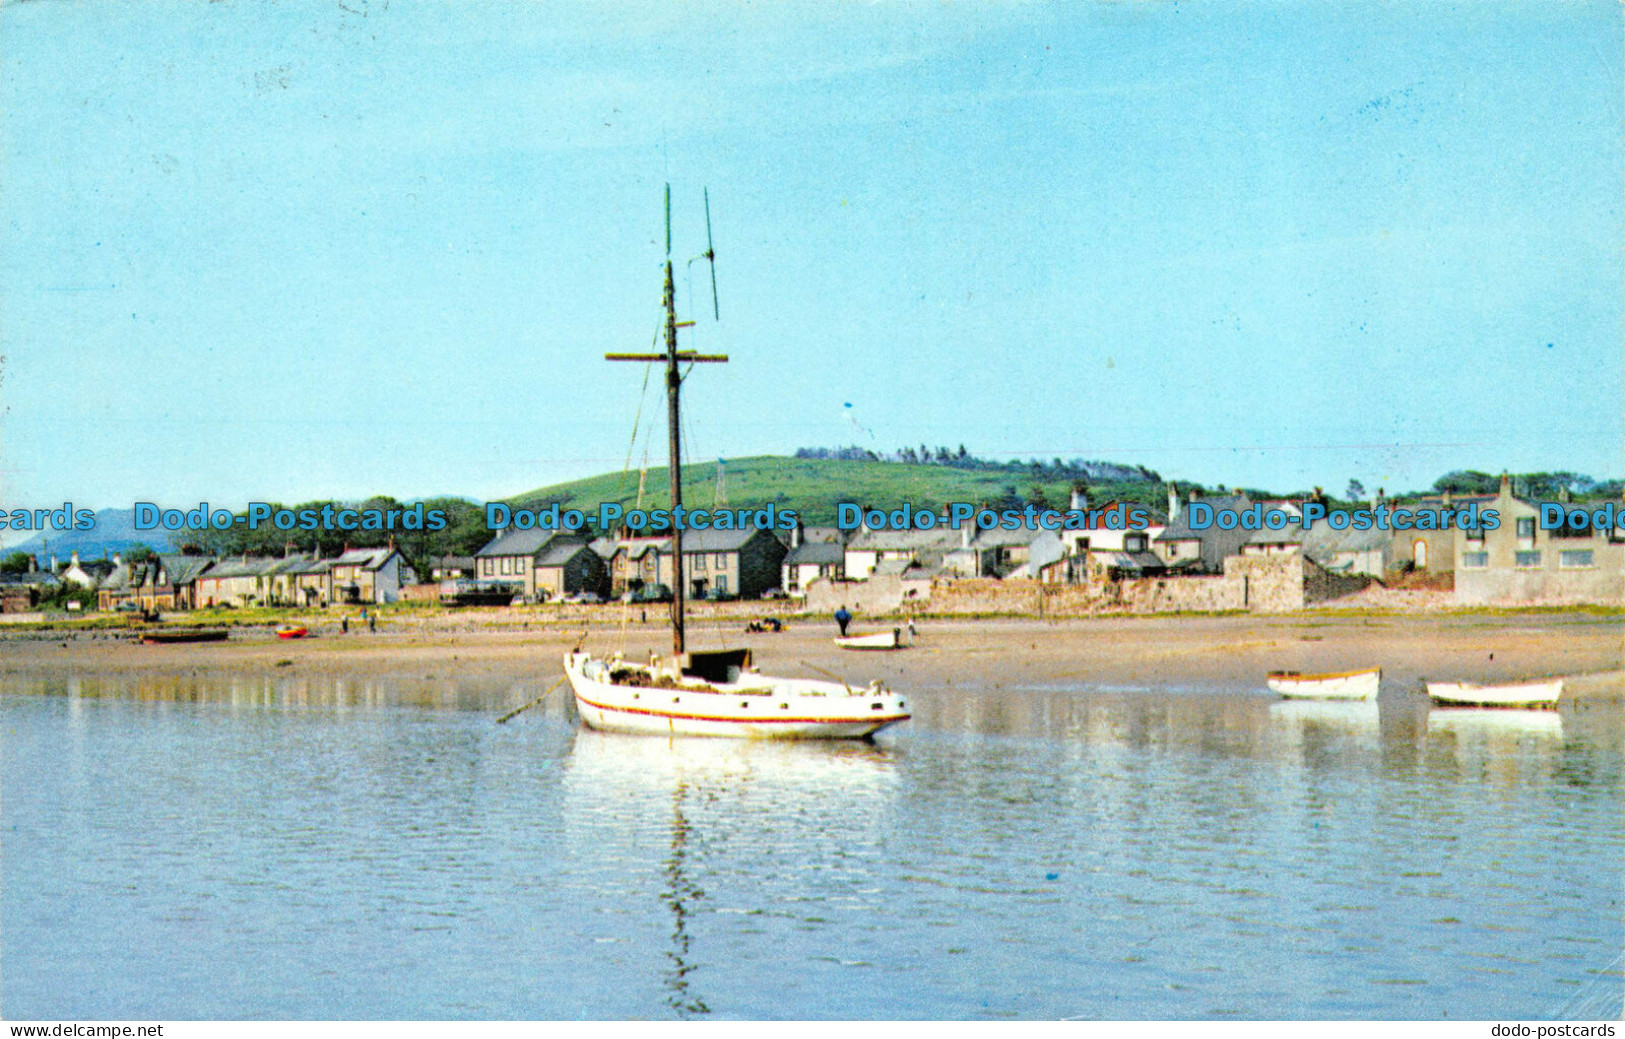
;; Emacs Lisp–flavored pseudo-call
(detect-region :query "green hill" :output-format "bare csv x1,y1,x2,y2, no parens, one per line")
508,455,1176,527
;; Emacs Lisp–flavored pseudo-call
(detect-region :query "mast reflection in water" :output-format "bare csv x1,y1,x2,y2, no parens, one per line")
662,779,710,1018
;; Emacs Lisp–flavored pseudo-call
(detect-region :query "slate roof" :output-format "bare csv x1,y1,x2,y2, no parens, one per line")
329,547,400,571
159,555,217,585
475,528,576,558
680,527,775,553
1156,495,1251,541
847,527,961,552
784,541,845,566
536,541,593,567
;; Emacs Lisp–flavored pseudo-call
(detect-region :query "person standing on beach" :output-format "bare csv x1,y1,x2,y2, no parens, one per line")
834,605,852,637
368,613,376,633
341,616,349,635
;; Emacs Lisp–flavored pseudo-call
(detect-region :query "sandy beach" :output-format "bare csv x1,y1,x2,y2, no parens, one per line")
4,612,1621,701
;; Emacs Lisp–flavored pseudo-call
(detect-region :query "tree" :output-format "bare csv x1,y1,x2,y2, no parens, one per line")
1345,479,1367,501
124,542,160,565
0,550,34,575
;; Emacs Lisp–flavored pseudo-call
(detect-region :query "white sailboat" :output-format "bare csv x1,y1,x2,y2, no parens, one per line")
562,187,910,740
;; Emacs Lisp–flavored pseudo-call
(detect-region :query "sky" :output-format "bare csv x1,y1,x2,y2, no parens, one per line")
2,0,1621,542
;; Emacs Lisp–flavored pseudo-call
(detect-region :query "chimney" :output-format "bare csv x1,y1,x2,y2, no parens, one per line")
1070,485,1087,511
112,553,122,567
1442,490,1453,507
1188,488,1199,504
962,523,972,549
49,554,58,572
28,555,37,574
791,522,802,549
1167,484,1181,521
70,551,80,567
1499,472,1511,496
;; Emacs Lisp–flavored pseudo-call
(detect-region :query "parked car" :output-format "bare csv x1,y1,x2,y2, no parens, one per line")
561,592,603,605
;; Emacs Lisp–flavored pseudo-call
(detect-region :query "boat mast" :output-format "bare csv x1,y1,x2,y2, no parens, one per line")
606,184,726,658
662,188,687,655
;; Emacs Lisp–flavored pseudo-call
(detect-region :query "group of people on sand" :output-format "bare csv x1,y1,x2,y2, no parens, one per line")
338,607,378,635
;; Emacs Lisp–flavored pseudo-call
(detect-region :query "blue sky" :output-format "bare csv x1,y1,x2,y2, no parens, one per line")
2,1,1620,541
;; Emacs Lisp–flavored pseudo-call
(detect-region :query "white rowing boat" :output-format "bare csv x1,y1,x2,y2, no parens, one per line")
1265,666,1380,701
834,629,904,651
1426,678,1562,709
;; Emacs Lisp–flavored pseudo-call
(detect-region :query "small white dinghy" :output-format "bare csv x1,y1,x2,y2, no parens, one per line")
1426,678,1563,709
1266,666,1381,701
834,628,904,651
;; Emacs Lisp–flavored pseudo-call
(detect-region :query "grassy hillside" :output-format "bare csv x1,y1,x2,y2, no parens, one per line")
508,455,1177,526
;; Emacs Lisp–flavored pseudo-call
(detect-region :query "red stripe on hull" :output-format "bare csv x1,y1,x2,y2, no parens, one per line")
574,692,909,727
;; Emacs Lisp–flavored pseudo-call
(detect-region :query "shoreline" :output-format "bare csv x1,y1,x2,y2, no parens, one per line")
4,612,1621,701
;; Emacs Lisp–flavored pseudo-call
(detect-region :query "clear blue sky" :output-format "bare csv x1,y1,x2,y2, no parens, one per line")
2,1,1620,541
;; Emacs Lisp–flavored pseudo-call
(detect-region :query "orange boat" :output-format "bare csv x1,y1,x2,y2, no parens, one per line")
276,625,308,640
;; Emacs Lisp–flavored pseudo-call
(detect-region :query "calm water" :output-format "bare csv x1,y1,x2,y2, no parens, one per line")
3,672,1621,1020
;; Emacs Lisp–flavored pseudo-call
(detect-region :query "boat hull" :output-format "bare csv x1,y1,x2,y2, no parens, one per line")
1427,679,1562,709
141,630,229,645
834,629,902,650
1266,667,1380,700
564,653,909,740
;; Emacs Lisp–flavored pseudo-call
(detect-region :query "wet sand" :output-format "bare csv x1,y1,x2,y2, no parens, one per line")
3,613,1621,700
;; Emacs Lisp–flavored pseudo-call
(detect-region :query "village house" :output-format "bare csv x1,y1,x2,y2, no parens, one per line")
1453,477,1625,605
474,528,583,601
328,546,412,604
428,555,476,581
0,559,56,613
533,540,610,599
1153,490,1256,574
843,525,960,580
1389,494,1496,574
781,540,844,594
1044,490,1168,584
58,551,115,590
678,528,788,599
604,537,669,596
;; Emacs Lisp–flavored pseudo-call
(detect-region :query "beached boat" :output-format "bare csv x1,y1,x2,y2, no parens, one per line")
1426,678,1562,709
834,629,904,651
1266,666,1380,701
141,629,229,645
561,187,908,740
276,625,308,640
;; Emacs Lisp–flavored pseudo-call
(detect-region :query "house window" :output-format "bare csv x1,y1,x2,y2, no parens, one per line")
1560,550,1594,568
714,553,727,569
716,575,728,594
693,554,706,571
1514,551,1541,568
1461,552,1488,568
1125,534,1146,552
1465,526,1484,543
1516,518,1536,539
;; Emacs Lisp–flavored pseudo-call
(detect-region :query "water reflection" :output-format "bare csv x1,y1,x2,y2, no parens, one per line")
4,671,1621,1019
561,733,899,1019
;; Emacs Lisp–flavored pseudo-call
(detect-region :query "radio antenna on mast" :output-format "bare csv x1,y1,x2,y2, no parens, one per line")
702,188,719,320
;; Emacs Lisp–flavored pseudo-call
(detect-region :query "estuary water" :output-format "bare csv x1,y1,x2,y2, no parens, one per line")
3,673,1621,1020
